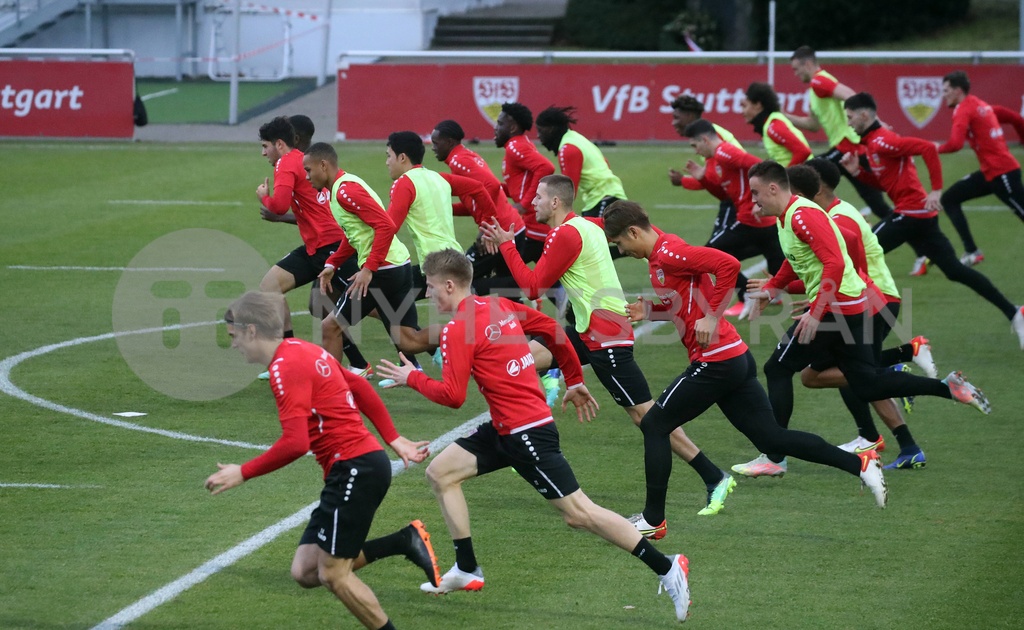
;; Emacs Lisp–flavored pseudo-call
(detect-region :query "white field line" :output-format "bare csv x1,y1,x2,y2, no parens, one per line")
89,416,485,630
0,483,103,489
89,319,669,629
140,88,179,102
107,200,244,206
0,319,274,450
7,266,226,272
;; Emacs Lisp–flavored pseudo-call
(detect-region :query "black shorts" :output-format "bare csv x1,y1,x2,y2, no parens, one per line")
643,351,780,453
274,242,352,292
334,263,419,332
520,235,545,264
298,450,392,558
872,213,956,260
807,301,900,372
456,421,580,499
656,354,743,418
410,264,428,301
648,351,773,429
564,324,652,407
706,200,737,243
466,231,526,277
582,195,624,218
706,221,785,275
942,168,1024,221
771,311,877,375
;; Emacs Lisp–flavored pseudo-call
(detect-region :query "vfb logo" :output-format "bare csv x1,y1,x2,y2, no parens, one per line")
473,76,518,126
897,77,943,129
593,84,650,121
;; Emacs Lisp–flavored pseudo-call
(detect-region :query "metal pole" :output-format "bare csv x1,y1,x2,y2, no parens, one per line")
175,0,183,81
317,0,332,87
228,0,240,124
768,0,776,85
84,1,91,47
1019,0,1023,64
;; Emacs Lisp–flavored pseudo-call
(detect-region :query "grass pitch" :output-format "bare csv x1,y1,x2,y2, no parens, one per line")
0,139,1022,629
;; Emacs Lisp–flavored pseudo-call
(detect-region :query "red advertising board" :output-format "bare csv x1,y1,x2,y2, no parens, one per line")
0,59,134,138
337,63,1024,143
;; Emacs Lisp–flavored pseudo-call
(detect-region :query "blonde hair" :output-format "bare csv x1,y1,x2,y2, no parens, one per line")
224,291,285,339
421,248,474,288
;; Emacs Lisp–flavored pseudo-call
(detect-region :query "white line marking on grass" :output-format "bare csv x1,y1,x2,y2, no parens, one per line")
90,414,487,630
0,320,270,451
90,321,670,629
90,501,318,630
0,483,103,489
140,88,179,102
108,199,244,207
8,266,226,272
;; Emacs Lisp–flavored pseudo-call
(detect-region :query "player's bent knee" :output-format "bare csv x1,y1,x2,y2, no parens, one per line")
555,492,596,531
557,501,593,530
322,315,341,337
424,460,448,492
291,546,323,588
639,410,675,438
291,565,321,589
800,369,820,388
561,510,587,530
764,358,791,380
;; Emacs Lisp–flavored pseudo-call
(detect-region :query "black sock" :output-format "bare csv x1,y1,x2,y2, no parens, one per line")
377,621,396,630
879,343,914,366
839,386,881,442
342,332,369,369
453,537,477,573
687,451,724,489
283,330,294,339
891,424,918,451
362,528,409,564
632,538,672,576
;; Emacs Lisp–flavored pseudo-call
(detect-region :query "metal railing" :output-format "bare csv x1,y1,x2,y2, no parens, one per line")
338,49,1024,65
0,46,134,59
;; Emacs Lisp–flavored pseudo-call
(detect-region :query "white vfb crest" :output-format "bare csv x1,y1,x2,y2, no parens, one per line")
897,77,943,129
473,76,519,126
656,268,665,285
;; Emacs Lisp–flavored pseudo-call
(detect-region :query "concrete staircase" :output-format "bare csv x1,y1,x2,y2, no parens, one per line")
431,0,567,49
0,0,79,47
